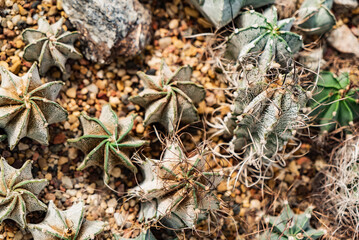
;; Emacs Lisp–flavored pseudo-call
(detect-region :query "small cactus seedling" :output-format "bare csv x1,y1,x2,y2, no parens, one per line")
260,203,325,240
22,17,82,75
188,0,274,28
68,104,147,183
28,200,106,240
310,72,359,132
0,158,48,228
115,230,157,240
225,6,303,69
297,0,336,35
130,140,222,229
129,61,206,133
0,63,68,150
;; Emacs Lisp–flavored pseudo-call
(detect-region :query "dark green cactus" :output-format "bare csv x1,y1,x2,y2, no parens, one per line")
310,72,359,132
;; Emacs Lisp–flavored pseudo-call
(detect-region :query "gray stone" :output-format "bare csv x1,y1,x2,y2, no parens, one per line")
327,25,359,58
334,0,358,8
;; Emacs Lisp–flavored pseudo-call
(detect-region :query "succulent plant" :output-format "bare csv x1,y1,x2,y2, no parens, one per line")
225,6,303,69
28,200,106,240
297,0,336,35
68,104,147,183
130,140,222,229
115,230,157,240
0,158,48,228
310,72,359,132
129,61,206,133
22,17,82,75
260,203,325,240
188,0,275,28
0,63,68,150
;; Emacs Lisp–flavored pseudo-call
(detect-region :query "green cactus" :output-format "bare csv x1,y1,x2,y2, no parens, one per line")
310,72,359,132
0,158,48,228
130,140,222,229
0,63,68,150
28,200,106,240
22,17,82,75
260,203,325,240
297,0,336,35
68,104,147,184
129,60,206,133
114,230,157,240
188,0,275,28
225,6,303,69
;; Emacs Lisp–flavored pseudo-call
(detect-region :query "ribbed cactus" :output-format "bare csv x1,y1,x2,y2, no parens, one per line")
28,200,106,240
0,63,68,150
260,203,325,240
310,72,359,132
0,158,48,228
188,0,275,28
129,61,206,133
68,104,147,184
225,6,303,69
22,17,82,75
130,141,222,229
297,0,336,35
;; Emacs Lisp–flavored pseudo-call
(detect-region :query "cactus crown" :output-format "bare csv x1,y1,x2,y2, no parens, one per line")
129,60,206,133
0,158,48,228
22,17,82,75
68,104,147,184
0,63,68,149
310,71,359,132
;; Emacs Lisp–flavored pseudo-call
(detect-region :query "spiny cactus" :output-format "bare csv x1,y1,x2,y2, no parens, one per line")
68,104,147,184
0,63,68,150
130,140,222,229
188,0,275,28
28,200,106,240
297,0,336,35
129,61,206,133
0,158,48,228
22,17,82,75
115,230,157,240
260,202,325,240
310,72,359,132
225,6,303,69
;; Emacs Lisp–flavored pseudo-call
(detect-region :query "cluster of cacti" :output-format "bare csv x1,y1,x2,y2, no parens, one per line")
22,17,82,75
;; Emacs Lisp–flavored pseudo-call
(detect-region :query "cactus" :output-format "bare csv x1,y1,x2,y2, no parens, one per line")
297,0,336,35
129,61,206,133
188,0,275,28
22,17,82,75
310,72,359,132
28,200,106,240
68,104,147,184
130,140,222,229
225,6,303,69
0,63,68,150
0,158,48,228
114,230,157,240
260,203,325,240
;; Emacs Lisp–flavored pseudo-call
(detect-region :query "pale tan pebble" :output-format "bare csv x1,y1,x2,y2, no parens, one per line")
129,199,136,207
127,213,136,221
66,189,77,197
288,160,300,176
108,198,118,208
81,87,88,95
68,114,78,124
123,202,129,211
96,80,106,90
5,0,13,7
111,167,121,178
106,71,115,79
14,230,23,240
86,183,96,194
18,142,29,151
7,232,14,238
136,123,144,134
87,83,99,94
66,87,77,98
284,174,295,184
117,69,126,77
101,201,108,209
109,96,120,106
58,156,68,165
159,37,172,49
11,15,21,25
169,19,179,29
250,199,261,209
217,181,227,192
45,173,52,181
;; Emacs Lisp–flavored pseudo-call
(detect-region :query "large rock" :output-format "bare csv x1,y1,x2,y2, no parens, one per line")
62,0,152,63
327,25,359,58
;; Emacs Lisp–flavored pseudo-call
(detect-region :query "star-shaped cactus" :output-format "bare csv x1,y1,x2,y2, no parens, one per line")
0,63,68,150
225,6,303,69
130,141,222,229
22,17,82,75
129,61,206,133
28,200,106,240
0,158,48,228
68,104,147,183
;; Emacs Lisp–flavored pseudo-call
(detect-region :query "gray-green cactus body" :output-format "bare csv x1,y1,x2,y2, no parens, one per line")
225,6,303,69
297,0,336,35
68,104,147,183
0,63,68,150
129,61,206,133
188,0,275,28
0,158,48,228
22,17,82,75
130,141,221,229
28,200,106,240
260,203,325,240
